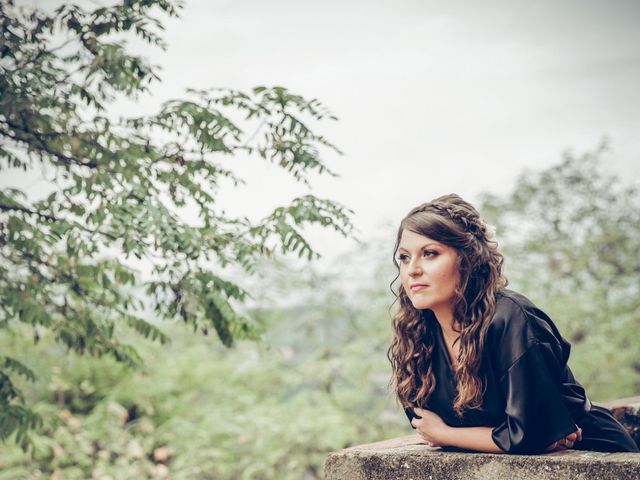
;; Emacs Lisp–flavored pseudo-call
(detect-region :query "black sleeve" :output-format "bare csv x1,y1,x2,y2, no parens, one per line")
405,407,422,428
490,340,579,454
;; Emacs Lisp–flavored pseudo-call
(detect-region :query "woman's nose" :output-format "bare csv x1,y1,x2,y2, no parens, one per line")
408,259,422,276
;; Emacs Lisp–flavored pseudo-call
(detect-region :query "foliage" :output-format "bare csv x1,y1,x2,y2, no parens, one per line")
0,244,405,479
0,0,353,448
479,144,640,399
0,148,637,477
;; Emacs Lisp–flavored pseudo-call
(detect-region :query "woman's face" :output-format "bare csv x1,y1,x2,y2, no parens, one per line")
397,229,460,314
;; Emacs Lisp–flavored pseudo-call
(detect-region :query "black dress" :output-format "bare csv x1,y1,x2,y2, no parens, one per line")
404,289,639,454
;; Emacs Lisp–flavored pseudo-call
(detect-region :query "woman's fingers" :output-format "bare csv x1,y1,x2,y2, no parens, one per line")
545,441,560,452
560,427,582,447
547,442,569,452
546,427,583,452
560,438,575,448
557,437,574,449
559,432,577,448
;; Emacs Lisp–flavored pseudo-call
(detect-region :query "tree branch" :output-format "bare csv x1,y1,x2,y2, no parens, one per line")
0,200,122,243
0,202,56,222
1,121,98,169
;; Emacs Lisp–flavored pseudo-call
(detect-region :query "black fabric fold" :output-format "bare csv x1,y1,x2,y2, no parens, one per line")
401,289,639,454
490,341,579,454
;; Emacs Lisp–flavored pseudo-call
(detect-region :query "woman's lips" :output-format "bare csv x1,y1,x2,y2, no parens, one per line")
410,284,429,292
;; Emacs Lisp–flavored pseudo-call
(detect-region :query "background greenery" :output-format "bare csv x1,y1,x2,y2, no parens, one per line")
0,148,638,479
0,0,352,449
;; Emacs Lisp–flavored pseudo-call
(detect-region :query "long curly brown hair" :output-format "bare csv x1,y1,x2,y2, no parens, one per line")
388,194,508,417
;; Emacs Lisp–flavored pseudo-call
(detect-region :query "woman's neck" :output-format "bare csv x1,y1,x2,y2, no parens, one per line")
431,305,459,340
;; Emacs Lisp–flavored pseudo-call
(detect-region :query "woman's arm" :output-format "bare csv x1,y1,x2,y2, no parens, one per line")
412,407,582,453
411,408,503,452
437,425,504,453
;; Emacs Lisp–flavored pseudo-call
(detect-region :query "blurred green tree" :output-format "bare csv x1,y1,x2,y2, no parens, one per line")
0,0,352,448
479,144,640,399
0,242,405,480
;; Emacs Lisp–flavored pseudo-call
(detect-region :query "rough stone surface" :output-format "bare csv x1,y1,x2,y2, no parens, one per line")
601,396,640,446
325,446,640,480
325,397,640,480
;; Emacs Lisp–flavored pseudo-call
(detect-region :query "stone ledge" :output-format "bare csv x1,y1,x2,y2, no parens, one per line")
601,396,640,446
325,397,640,480
325,442,640,480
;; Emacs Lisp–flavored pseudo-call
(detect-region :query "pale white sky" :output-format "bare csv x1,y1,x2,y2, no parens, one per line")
13,0,640,262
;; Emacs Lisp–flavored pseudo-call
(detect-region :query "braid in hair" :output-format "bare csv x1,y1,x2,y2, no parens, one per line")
412,199,489,241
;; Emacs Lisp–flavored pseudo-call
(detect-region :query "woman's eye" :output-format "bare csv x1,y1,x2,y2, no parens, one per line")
397,254,410,263
423,250,437,258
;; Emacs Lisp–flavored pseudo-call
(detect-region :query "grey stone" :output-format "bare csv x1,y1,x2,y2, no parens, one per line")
601,396,640,447
325,397,640,480
325,445,640,480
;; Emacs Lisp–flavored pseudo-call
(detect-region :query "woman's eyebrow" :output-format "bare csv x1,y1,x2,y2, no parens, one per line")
398,243,440,252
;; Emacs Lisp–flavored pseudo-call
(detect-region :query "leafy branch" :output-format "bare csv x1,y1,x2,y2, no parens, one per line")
0,0,354,448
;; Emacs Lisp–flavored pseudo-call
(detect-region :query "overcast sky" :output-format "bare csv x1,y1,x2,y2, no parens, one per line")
16,0,640,261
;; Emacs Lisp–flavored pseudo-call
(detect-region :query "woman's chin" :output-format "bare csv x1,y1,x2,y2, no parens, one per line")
411,300,432,310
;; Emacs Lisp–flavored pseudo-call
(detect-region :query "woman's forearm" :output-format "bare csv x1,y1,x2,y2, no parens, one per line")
437,425,505,453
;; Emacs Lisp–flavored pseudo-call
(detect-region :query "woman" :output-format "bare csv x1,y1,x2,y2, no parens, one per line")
388,194,639,454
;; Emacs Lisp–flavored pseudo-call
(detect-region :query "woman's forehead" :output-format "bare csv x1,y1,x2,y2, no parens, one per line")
398,229,446,249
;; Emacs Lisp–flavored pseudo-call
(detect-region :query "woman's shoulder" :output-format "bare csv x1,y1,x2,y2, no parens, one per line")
491,289,560,335
485,289,570,367
489,289,538,334
492,289,541,326
494,288,536,314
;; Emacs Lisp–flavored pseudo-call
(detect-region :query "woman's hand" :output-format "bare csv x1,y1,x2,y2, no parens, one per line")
410,407,449,447
545,427,582,452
